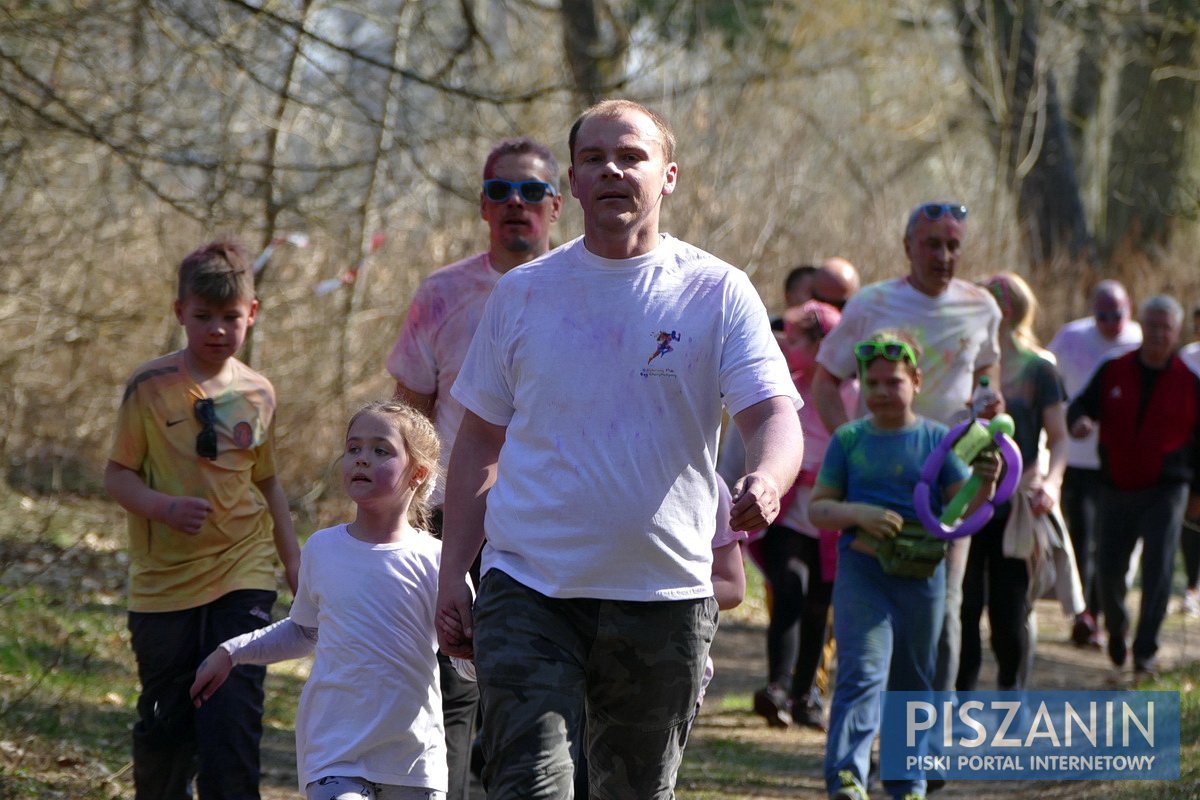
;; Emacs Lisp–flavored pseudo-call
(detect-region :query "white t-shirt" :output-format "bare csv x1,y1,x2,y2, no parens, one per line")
1047,316,1142,469
289,525,446,792
816,276,1001,425
387,253,501,506
451,234,799,601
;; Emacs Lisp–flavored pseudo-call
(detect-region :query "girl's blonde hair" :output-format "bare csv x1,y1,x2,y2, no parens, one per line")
984,272,1039,350
347,400,441,529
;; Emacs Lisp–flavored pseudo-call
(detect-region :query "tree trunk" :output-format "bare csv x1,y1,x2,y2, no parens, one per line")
1102,2,1200,267
559,0,627,107
243,0,313,367
953,0,1094,273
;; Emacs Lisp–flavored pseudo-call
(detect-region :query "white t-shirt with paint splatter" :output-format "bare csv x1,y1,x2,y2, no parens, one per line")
816,276,1001,425
387,253,500,507
451,234,798,601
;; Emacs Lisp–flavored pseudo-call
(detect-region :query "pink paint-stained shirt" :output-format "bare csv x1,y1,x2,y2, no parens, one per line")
387,253,501,506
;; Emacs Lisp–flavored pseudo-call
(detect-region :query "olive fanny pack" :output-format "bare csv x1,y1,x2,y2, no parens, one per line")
858,522,947,579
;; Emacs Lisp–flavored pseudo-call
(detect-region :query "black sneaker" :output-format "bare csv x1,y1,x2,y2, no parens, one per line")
1071,611,1101,648
752,684,792,728
794,700,827,732
1108,636,1127,669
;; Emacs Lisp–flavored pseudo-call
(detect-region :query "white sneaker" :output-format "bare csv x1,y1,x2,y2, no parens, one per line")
1183,588,1200,618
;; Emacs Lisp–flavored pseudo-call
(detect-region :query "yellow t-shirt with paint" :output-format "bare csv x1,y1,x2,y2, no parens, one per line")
110,350,280,612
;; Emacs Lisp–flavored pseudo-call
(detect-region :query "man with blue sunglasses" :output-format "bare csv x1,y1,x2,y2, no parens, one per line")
810,201,1002,784
387,136,562,800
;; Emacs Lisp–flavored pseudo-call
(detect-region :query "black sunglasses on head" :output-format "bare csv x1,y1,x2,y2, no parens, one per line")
194,398,218,460
812,292,847,311
482,179,557,204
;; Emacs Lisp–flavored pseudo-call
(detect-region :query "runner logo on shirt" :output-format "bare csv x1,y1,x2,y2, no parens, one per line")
647,330,681,364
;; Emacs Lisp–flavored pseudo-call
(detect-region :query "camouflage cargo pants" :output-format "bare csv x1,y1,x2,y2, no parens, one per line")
473,569,717,800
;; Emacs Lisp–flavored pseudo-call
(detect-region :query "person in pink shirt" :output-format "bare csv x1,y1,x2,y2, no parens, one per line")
753,300,857,731
386,137,563,800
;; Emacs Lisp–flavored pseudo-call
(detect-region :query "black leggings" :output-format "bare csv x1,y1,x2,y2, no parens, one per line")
957,505,1031,691
1182,522,1200,590
760,525,832,702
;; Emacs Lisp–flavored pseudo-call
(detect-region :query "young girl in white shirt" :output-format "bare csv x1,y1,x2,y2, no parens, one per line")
191,400,451,800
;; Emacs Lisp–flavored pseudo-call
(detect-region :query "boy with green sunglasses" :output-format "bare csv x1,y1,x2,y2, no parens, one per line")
810,330,998,800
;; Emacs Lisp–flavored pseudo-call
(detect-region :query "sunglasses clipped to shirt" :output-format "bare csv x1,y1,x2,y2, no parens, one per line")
482,179,558,204
854,339,918,367
194,398,218,460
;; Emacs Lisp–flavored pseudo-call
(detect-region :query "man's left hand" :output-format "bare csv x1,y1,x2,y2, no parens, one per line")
730,472,781,532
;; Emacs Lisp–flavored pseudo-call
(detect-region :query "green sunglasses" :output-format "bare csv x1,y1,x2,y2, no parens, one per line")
854,339,917,367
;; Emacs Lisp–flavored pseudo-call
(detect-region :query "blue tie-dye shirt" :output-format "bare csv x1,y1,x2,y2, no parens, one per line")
817,416,968,523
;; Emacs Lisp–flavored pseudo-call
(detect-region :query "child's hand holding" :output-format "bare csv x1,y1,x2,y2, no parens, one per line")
160,495,213,534
971,451,1002,490
854,505,902,540
189,647,233,707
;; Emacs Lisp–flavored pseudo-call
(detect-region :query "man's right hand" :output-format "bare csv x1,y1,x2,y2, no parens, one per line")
160,495,213,534
854,504,902,540
1069,415,1095,439
436,577,475,658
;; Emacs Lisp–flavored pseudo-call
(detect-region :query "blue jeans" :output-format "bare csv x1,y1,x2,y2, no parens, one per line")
128,589,276,800
824,546,944,799
472,570,716,800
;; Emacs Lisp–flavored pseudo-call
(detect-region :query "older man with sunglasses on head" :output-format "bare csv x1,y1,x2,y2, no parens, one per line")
1048,280,1142,649
387,136,563,800
811,202,1002,709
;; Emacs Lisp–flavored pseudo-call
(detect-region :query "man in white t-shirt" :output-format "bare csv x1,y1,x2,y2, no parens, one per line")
1048,280,1141,647
811,202,1002,698
387,137,563,800
436,100,803,800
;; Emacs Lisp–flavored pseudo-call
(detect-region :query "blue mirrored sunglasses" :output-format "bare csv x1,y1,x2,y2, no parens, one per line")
482,179,557,204
916,202,968,223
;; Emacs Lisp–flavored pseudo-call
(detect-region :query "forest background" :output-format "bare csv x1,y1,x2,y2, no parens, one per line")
4,2,1200,797
5,0,1200,505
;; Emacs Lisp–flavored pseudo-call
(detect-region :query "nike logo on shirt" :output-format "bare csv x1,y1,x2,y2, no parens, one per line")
166,418,186,427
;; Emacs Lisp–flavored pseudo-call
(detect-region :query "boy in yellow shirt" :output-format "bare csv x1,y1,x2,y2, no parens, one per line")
105,239,300,800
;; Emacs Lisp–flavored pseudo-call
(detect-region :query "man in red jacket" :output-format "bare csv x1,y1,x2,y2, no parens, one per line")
1068,294,1200,678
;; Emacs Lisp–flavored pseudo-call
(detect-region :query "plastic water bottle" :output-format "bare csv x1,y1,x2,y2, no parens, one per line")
971,376,997,418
